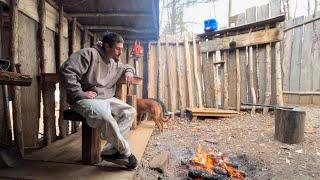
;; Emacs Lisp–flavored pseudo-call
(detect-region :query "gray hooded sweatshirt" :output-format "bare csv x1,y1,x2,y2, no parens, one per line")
59,43,135,105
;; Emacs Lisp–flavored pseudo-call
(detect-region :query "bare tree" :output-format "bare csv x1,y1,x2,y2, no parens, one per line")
315,0,319,13
282,0,291,20
308,0,311,16
161,0,218,34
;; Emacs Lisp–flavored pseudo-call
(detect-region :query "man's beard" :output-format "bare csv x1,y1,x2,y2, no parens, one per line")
113,56,120,62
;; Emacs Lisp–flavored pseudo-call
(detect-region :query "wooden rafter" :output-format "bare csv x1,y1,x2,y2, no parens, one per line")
84,25,155,34
68,12,152,18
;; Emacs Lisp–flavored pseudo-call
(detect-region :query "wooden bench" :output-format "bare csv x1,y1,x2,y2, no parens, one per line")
63,110,101,165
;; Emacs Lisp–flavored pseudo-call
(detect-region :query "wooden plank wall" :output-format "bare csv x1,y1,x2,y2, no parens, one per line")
18,13,40,147
282,11,320,105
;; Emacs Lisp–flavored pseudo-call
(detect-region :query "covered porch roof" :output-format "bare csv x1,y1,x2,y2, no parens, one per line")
54,0,160,41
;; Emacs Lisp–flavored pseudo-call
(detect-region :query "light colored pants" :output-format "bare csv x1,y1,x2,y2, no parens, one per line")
71,97,136,156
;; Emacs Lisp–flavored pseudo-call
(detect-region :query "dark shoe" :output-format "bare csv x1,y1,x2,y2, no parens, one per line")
101,153,138,169
126,154,138,169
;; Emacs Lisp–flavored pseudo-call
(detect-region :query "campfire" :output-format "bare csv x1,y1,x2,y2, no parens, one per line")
188,146,246,179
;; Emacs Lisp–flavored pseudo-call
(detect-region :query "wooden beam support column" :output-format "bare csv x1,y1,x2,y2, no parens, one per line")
71,17,79,133
39,0,57,145
10,0,24,157
57,2,68,138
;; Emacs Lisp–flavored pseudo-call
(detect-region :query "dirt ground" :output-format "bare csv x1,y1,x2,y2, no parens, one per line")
134,105,320,180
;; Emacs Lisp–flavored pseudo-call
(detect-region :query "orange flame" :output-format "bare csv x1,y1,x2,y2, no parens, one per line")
190,146,245,179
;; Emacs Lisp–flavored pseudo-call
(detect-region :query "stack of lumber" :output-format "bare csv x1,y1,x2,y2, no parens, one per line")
185,108,239,120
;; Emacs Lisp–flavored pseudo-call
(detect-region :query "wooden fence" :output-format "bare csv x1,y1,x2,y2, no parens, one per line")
147,34,202,115
148,0,286,113
282,12,320,105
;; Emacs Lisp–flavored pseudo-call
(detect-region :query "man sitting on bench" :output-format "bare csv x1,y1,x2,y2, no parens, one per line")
59,32,137,169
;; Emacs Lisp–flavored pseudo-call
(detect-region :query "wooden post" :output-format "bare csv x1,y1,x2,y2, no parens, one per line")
142,43,149,98
39,0,49,145
275,42,284,105
212,52,218,108
184,35,194,107
249,46,257,114
42,82,56,145
10,0,24,157
57,2,68,138
192,35,202,107
71,17,80,133
236,48,241,112
275,108,305,144
165,41,174,116
39,0,47,73
127,95,137,130
175,40,183,109
82,121,101,164
156,40,163,100
263,43,272,114
223,51,229,109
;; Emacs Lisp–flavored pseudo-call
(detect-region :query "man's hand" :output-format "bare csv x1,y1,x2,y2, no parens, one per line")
84,91,97,99
125,71,134,87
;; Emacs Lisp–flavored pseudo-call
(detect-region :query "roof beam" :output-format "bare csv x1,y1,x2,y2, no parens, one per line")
84,25,155,34
68,12,152,18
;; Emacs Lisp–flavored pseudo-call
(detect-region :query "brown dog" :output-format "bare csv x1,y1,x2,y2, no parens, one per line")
136,98,170,132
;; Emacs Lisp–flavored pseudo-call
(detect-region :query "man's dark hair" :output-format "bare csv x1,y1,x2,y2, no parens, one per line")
102,32,124,48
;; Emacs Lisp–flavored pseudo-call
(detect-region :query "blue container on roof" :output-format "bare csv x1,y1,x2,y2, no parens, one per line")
204,18,218,32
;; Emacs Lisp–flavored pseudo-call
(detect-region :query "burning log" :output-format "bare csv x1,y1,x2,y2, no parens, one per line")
213,166,227,175
188,169,228,180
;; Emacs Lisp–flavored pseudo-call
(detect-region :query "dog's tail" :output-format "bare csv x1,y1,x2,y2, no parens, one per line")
148,98,171,122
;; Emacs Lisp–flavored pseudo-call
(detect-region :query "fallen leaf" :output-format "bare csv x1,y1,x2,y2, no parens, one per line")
295,149,303,154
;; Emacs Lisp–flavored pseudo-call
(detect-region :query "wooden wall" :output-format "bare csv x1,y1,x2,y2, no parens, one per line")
282,12,320,105
0,0,75,151
17,13,40,147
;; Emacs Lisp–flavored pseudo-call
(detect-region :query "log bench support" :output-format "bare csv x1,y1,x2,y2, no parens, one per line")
63,110,101,164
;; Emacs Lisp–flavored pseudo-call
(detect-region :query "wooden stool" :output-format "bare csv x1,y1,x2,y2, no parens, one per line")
63,110,101,164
